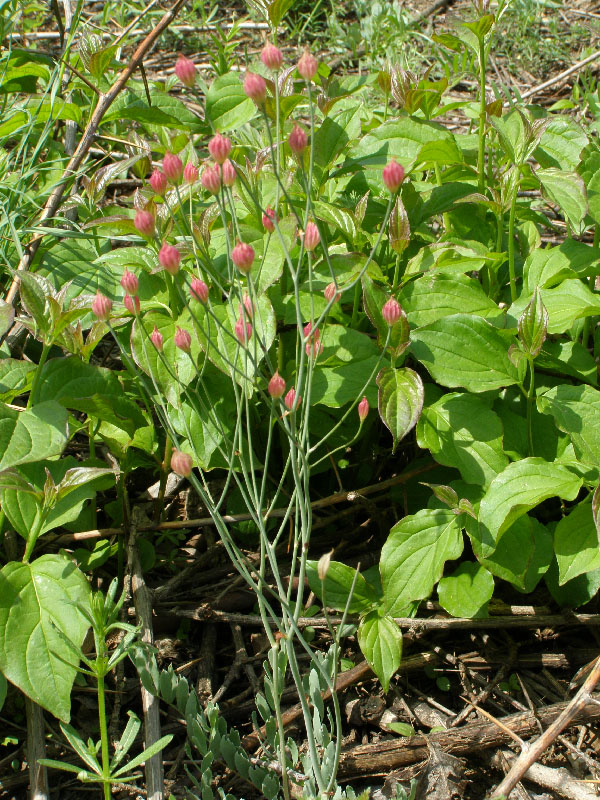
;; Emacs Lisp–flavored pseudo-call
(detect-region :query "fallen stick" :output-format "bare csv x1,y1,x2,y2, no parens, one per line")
491,750,597,800
519,48,600,102
489,657,600,799
337,692,600,778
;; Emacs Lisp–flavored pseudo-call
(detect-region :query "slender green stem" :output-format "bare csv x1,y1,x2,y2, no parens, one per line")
22,512,46,563
478,39,487,195
153,435,173,522
27,341,51,408
272,643,290,800
526,357,535,458
97,671,111,800
508,175,520,302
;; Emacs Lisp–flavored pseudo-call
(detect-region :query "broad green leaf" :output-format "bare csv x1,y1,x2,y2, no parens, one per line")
0,301,14,339
377,367,424,452
537,340,597,386
522,240,600,293
313,104,361,172
471,514,553,592
405,242,494,277
537,384,600,466
477,458,582,557
398,273,501,328
19,272,50,337
417,392,508,487
0,99,81,137
410,314,519,392
380,509,463,615
0,358,36,401
0,554,90,721
0,673,6,712
545,557,600,609
0,401,67,470
310,357,379,408
534,117,588,171
103,91,203,132
205,73,256,131
555,502,600,585
490,109,535,165
518,287,548,357
437,562,494,618
538,280,600,334
537,168,587,233
306,560,377,614
357,612,402,693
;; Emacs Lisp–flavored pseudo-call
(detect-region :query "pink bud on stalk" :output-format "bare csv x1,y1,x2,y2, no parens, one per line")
159,242,181,275
183,162,198,184
234,316,252,344
324,282,341,303
238,293,254,318
120,269,139,296
268,371,286,398
208,133,232,164
151,325,164,351
284,387,301,411
171,449,193,477
358,396,369,422
134,209,155,237
92,292,112,321
382,159,405,193
201,163,221,195
381,297,401,325
303,221,320,252
124,294,140,314
149,169,167,196
174,327,192,352
232,241,255,273
244,71,267,104
289,124,308,154
190,278,209,303
305,338,323,358
175,54,196,88
220,159,235,187
297,49,318,81
303,322,320,341
262,207,276,232
163,152,183,182
261,41,283,71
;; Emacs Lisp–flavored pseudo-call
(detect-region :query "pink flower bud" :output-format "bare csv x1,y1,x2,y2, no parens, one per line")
303,322,320,341
120,269,139,296
238,293,254,318
92,292,112,321
124,294,140,314
382,159,405,193
175,54,196,88
262,206,276,232
261,41,283,71
232,241,255,273
134,209,155,237
190,278,209,303
159,242,181,275
289,124,308,154
358,396,369,421
303,221,320,252
298,49,318,81
151,325,164,350
183,162,198,184
234,316,252,344
381,297,401,325
221,159,236,187
324,282,341,303
149,169,167,196
174,326,192,352
305,338,323,358
171,449,193,477
163,151,183,182
201,163,221,195
268,371,286,398
284,387,301,411
244,71,267,104
208,132,232,164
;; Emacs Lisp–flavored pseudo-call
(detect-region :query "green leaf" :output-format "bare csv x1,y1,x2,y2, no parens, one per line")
555,502,600,585
537,168,587,233
310,357,379,409
112,734,173,777
306,560,377,614
103,91,203,132
477,458,582,557
205,73,256,131
518,287,548,358
398,273,501,328
417,392,508,488
536,280,600,334
522,240,600,293
0,358,36,402
534,117,588,171
313,104,361,173
490,109,535,165
357,612,402,693
537,384,600,466
0,401,67,470
437,562,494,618
545,557,600,609
377,367,424,452
0,554,90,722
537,340,597,386
380,509,463,615
362,273,410,359
410,314,519,392
0,301,14,339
